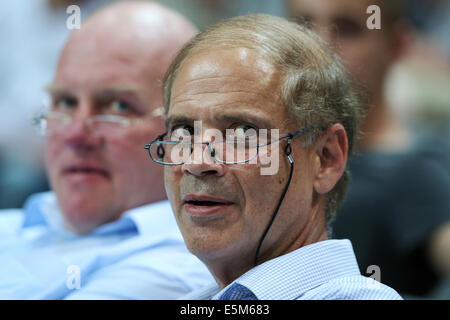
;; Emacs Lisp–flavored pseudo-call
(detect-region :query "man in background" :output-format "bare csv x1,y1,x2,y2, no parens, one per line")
286,0,450,297
0,0,114,209
0,1,213,299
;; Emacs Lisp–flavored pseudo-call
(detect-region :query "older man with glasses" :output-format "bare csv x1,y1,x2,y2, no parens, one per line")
147,13,402,300
0,1,214,299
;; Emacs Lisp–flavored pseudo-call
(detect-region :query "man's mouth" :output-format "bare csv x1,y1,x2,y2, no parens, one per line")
182,194,234,217
63,165,110,179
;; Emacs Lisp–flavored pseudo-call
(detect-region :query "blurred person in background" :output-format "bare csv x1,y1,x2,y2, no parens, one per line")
286,0,450,298
0,0,114,209
386,0,450,171
159,0,284,31
0,1,214,299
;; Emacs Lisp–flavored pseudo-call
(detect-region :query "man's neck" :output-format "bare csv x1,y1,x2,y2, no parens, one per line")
206,205,328,290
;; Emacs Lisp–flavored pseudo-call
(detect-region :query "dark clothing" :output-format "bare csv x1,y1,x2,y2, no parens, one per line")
333,141,450,297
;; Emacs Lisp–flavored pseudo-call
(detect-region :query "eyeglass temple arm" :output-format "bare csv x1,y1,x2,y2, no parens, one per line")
280,125,321,141
257,125,320,148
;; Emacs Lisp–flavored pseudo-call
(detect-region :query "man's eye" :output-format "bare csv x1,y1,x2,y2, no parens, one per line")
334,18,362,38
52,96,77,111
233,124,258,139
110,99,132,114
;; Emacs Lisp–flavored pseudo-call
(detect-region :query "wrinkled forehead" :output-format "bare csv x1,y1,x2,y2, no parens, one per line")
170,47,281,106
168,47,291,129
181,47,276,77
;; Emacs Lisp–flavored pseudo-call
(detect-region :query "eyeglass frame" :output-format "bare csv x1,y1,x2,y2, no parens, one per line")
144,126,321,165
32,106,165,137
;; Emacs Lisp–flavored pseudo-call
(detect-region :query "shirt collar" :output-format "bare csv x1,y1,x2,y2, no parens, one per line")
214,239,361,300
120,200,180,237
22,191,58,229
22,192,177,238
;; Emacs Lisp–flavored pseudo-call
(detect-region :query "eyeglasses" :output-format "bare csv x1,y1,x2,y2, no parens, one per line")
32,111,136,137
32,102,165,137
144,126,318,165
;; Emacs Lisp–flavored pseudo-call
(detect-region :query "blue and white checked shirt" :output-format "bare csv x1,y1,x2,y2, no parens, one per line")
182,239,402,300
0,192,214,299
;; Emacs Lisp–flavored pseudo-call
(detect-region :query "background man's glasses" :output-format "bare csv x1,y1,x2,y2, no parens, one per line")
32,111,133,137
32,98,164,137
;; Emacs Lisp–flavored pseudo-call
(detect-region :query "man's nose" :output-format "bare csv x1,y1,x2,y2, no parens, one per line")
181,144,227,177
63,113,104,151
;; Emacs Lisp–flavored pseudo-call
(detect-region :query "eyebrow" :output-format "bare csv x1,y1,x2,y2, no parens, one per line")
165,111,273,130
44,84,69,94
44,84,141,94
214,113,272,129
165,115,191,129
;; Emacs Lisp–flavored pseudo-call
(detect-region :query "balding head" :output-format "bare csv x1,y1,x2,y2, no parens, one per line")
58,1,197,88
45,1,197,234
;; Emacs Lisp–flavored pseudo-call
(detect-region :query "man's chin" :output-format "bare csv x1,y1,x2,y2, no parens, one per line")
63,220,97,235
61,171,111,188
184,231,245,262
58,194,113,234
62,208,109,235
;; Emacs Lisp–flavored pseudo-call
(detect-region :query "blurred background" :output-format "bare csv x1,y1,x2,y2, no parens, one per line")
0,0,449,298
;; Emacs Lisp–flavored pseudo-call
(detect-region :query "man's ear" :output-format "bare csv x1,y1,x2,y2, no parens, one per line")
313,124,348,195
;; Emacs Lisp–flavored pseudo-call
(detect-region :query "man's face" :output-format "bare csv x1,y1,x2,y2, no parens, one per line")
287,0,392,97
46,35,165,234
165,48,317,268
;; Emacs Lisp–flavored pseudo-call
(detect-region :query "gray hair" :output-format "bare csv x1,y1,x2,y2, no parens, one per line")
163,14,363,235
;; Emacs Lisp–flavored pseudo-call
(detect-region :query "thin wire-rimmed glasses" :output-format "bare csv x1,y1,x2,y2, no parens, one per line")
144,126,318,165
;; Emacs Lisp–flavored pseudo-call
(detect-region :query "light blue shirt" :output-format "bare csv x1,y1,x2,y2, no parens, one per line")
182,239,402,300
0,192,214,299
